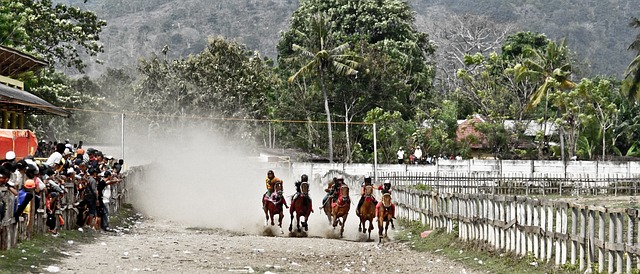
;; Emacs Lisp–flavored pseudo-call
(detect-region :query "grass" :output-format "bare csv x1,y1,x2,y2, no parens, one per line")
395,219,582,274
0,203,138,274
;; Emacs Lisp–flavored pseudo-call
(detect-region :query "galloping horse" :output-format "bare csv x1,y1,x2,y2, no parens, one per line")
358,185,376,240
263,182,286,233
289,181,312,233
332,185,351,237
377,192,395,243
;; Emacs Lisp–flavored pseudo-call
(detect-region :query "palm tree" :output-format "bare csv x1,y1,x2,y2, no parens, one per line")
624,17,640,100
514,38,575,160
288,13,359,162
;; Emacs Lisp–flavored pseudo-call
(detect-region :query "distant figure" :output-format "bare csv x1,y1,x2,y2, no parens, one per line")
397,148,404,164
414,146,423,164
455,155,462,161
570,155,578,161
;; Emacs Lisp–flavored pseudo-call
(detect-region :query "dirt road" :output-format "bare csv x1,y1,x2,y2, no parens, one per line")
57,216,480,274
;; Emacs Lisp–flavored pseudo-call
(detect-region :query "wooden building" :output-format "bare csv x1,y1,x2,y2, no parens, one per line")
0,45,69,130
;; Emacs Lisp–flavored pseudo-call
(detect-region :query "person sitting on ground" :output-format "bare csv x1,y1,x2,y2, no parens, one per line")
356,176,377,216
291,174,313,213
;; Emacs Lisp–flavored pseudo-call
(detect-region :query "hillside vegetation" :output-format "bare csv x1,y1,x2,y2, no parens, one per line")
57,0,637,78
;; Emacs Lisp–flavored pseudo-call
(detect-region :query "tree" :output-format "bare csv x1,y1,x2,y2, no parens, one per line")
277,0,435,161
513,37,576,159
0,0,106,72
135,37,279,140
286,13,359,163
623,17,640,100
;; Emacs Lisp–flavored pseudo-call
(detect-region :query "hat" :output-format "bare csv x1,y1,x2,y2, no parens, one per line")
5,151,15,161
24,179,35,189
105,155,114,160
103,170,112,177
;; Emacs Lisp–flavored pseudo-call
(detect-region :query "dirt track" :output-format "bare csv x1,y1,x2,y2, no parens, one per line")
57,216,480,274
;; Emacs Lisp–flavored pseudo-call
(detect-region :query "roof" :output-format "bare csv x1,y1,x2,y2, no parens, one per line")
0,45,48,77
0,83,70,117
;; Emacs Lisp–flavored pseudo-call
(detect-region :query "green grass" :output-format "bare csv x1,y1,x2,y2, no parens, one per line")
395,219,582,274
0,203,138,274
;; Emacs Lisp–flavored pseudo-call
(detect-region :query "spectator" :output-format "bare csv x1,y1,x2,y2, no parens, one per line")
81,168,99,230
98,170,119,231
414,146,423,164
397,147,405,164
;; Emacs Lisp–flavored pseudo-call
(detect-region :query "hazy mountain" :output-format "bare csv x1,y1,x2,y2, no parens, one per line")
56,0,637,78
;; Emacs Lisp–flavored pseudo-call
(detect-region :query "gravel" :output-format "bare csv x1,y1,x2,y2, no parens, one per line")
57,216,481,274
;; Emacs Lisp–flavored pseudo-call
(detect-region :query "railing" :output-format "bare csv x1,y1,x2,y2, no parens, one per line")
0,166,141,250
378,172,640,196
394,186,640,273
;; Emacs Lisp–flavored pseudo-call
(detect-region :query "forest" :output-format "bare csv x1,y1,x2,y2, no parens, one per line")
1,0,640,163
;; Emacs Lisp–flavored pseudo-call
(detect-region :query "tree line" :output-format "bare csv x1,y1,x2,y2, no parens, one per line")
2,0,640,163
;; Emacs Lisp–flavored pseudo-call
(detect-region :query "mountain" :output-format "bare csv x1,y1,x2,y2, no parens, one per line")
56,0,637,78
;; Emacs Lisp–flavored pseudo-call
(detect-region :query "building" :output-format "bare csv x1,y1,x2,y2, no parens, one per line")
0,45,69,130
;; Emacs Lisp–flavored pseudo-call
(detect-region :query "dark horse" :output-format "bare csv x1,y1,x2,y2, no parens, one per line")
263,182,286,233
289,182,312,233
377,193,395,243
358,185,376,240
332,185,350,237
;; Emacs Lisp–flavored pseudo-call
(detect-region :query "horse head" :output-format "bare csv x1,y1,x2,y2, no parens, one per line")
300,182,309,196
337,185,350,206
382,193,392,207
364,185,373,197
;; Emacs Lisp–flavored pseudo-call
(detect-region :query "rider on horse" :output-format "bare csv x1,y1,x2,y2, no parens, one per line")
320,175,344,209
377,179,392,194
376,180,395,219
291,174,313,213
264,170,284,209
356,176,377,217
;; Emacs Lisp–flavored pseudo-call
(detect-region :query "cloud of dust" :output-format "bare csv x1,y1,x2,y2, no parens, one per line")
117,120,391,241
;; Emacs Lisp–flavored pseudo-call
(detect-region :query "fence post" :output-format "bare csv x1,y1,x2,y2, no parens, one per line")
571,205,578,266
598,210,605,274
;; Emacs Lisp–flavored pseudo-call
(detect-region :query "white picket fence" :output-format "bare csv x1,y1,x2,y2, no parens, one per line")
394,186,640,273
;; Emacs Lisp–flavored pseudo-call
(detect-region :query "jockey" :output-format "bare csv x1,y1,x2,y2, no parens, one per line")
264,170,283,197
291,174,313,213
376,192,396,220
356,176,377,217
263,170,283,210
377,179,392,194
320,175,344,209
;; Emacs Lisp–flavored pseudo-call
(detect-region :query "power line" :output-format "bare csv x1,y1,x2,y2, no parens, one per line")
1,100,373,125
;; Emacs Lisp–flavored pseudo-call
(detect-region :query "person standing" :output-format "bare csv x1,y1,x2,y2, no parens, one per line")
396,147,405,164
414,146,423,164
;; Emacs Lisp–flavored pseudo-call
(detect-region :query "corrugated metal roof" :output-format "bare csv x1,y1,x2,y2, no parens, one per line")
0,83,70,117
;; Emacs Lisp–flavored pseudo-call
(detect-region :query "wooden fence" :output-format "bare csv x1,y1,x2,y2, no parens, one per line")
379,172,640,196
394,186,640,273
0,166,140,250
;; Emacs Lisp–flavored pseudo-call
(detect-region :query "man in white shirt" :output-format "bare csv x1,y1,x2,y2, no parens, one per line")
397,148,404,164
414,146,423,164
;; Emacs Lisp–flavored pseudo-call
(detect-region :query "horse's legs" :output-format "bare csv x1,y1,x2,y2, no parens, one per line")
340,214,348,238
384,219,390,237
278,213,284,234
289,212,294,232
391,218,395,229
302,214,309,231
264,208,269,226
367,219,374,240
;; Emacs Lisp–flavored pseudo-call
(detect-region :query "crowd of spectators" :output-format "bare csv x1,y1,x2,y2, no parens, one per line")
0,140,124,235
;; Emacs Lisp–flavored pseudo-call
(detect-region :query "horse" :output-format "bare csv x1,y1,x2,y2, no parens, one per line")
321,183,340,225
377,192,395,243
289,181,312,233
331,184,350,237
263,182,286,233
358,185,376,240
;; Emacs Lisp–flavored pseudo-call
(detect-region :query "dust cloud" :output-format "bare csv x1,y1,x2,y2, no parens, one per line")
121,121,393,241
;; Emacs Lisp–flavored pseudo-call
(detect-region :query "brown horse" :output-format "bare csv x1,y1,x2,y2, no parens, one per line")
332,185,350,237
358,185,376,240
377,193,395,243
289,182,312,233
263,182,286,233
